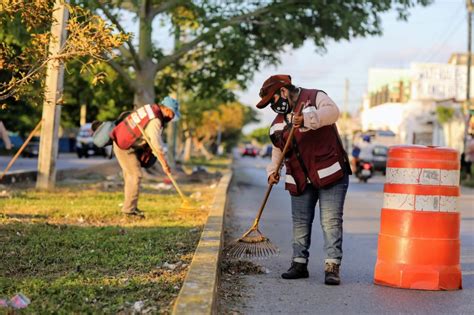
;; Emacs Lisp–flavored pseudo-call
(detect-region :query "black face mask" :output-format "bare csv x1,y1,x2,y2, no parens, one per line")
270,94,290,114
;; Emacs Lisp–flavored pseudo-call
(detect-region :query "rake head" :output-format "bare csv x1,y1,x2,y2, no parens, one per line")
225,229,279,259
179,198,194,211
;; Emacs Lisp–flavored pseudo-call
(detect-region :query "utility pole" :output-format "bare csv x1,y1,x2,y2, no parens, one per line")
464,0,474,157
36,0,69,189
343,78,350,149
344,78,349,120
467,0,472,104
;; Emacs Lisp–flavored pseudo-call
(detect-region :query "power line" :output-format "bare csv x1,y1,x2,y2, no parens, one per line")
411,2,464,62
425,16,465,62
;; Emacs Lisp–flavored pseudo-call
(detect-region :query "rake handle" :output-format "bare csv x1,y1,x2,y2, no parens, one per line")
250,99,307,230
136,123,187,202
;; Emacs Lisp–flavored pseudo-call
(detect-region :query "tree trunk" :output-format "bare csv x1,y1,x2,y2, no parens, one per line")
194,138,213,160
133,64,156,106
133,0,156,107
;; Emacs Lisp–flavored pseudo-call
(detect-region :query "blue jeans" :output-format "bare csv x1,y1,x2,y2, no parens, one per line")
290,174,349,265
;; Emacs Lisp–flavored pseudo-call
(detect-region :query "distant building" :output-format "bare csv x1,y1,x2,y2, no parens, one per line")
361,100,465,152
410,62,473,101
448,52,474,65
360,53,470,151
364,69,410,109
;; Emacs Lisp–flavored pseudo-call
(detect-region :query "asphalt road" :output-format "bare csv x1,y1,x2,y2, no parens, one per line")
223,156,474,315
0,153,113,174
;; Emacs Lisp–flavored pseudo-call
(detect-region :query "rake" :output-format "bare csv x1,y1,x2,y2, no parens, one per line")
225,100,308,259
136,124,193,210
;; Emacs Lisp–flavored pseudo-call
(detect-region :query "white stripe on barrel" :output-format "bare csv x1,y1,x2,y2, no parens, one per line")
383,193,458,212
386,167,459,186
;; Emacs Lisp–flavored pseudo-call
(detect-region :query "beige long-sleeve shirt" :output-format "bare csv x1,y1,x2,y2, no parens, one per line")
266,92,340,178
134,118,165,155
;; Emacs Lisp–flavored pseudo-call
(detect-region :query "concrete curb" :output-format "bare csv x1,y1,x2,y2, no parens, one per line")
172,171,233,315
1,160,118,184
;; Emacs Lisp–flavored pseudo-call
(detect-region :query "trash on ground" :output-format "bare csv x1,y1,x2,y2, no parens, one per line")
132,300,145,313
9,293,31,309
0,298,8,308
162,261,183,271
151,183,173,190
0,190,11,198
190,191,202,199
192,166,209,174
221,260,267,275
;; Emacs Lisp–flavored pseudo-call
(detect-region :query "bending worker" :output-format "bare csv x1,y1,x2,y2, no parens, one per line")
255,75,351,285
110,97,180,217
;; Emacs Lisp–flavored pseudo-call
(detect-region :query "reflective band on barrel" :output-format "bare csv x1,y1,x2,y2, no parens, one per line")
383,193,458,212
386,167,459,186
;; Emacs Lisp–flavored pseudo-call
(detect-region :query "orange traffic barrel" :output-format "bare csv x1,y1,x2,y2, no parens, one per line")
374,145,462,290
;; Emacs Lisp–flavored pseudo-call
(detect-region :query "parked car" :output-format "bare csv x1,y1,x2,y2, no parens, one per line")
21,137,40,158
372,145,388,174
241,145,258,157
76,123,112,158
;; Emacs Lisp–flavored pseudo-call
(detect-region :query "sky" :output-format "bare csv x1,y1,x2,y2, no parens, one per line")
238,0,467,133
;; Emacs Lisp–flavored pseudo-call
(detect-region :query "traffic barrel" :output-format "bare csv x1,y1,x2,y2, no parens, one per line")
374,145,462,290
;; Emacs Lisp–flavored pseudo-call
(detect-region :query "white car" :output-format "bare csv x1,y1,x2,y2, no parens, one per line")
76,123,113,159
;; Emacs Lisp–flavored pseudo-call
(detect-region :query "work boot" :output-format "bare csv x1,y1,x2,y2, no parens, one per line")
324,262,340,285
281,261,309,279
123,208,145,218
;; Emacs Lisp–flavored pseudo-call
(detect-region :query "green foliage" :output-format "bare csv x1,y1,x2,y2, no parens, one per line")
436,106,455,124
247,127,271,144
62,60,134,129
83,0,432,103
0,0,127,103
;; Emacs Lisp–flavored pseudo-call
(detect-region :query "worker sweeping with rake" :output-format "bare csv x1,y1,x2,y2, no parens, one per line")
228,75,351,285
105,97,187,218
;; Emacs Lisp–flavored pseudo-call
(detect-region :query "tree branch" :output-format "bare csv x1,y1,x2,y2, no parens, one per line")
94,0,141,71
151,0,183,17
154,3,283,72
107,58,136,90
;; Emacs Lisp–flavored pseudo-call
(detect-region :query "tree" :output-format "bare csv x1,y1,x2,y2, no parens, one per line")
436,105,455,147
0,0,128,104
248,126,271,145
85,0,431,107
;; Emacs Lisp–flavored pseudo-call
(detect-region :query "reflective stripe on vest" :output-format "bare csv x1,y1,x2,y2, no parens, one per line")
111,104,163,150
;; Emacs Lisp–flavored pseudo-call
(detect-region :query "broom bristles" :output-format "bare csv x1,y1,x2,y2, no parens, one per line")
225,229,279,259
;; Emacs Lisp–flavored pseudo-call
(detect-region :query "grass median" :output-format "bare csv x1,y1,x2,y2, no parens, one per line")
0,173,220,313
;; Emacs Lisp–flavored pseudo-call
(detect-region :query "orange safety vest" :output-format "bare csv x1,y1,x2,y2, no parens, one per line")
110,104,164,150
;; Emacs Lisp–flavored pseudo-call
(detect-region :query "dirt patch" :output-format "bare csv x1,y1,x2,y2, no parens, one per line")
219,257,258,314
221,259,267,275
218,202,268,314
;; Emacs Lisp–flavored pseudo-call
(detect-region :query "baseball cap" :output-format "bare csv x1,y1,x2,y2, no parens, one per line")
256,74,292,109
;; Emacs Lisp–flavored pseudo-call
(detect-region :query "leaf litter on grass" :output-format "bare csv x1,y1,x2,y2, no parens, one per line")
0,170,221,313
